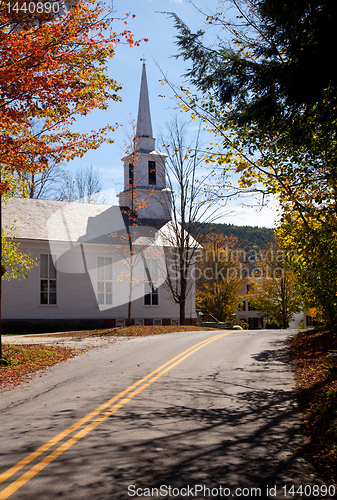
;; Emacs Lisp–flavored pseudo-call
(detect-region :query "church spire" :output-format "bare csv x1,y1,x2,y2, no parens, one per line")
136,62,155,152
118,61,172,220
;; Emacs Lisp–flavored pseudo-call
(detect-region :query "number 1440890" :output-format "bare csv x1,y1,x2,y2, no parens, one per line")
6,2,61,14
282,484,335,497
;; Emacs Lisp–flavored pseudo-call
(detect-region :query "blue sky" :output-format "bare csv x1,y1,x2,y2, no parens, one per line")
66,0,279,228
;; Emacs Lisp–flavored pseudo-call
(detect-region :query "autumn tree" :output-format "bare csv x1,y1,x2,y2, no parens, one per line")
0,172,37,283
1,226,36,281
11,121,102,201
196,232,244,322
276,217,337,327
0,0,145,355
167,1,337,330
246,244,302,329
0,1,142,178
9,122,66,199
157,118,224,325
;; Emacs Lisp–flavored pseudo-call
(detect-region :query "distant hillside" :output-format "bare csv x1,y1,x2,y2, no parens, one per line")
200,223,275,250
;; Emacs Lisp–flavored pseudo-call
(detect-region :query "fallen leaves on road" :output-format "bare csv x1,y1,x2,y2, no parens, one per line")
289,329,337,482
0,344,83,390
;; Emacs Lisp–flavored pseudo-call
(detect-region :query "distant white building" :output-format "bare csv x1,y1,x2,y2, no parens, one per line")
236,283,304,329
2,64,198,329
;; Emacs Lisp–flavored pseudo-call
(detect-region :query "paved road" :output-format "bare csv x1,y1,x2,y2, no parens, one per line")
0,330,333,500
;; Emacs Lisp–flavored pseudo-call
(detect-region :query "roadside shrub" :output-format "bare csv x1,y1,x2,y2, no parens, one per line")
266,319,282,329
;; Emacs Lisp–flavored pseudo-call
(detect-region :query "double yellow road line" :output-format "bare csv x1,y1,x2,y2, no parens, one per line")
0,331,230,499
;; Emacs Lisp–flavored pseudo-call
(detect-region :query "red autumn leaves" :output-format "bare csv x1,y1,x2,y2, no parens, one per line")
0,1,146,185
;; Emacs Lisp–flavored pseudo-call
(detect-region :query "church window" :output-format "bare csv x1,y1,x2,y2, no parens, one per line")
144,260,159,306
40,254,57,305
148,161,156,185
129,163,134,185
97,257,113,306
144,283,159,305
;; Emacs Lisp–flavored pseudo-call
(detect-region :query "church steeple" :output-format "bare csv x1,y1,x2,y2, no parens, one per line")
136,62,155,152
137,63,152,137
118,62,172,220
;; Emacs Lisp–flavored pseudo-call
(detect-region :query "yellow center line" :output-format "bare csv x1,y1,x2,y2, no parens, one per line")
0,332,230,499
0,332,224,486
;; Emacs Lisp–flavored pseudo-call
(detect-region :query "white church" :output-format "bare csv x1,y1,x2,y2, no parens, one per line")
2,63,198,329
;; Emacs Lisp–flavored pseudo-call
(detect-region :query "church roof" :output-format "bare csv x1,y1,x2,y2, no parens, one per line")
3,198,124,243
2,198,200,249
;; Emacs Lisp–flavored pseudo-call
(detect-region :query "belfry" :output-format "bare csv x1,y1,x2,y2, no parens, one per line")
118,62,172,220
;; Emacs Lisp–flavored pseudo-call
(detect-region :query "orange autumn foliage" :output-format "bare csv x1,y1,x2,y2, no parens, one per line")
0,1,145,190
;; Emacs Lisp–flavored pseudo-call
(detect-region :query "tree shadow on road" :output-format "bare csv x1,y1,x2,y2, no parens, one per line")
12,336,330,500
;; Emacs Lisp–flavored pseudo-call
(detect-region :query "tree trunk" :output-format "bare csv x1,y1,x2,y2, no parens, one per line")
127,298,132,327
127,251,132,326
0,190,2,358
29,173,35,198
179,301,185,325
127,244,133,327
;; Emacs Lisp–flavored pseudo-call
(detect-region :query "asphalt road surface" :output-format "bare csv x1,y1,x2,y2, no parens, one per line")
0,330,334,500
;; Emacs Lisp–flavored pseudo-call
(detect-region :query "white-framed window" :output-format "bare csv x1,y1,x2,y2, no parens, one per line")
135,319,144,326
171,319,179,326
153,319,162,326
116,319,125,327
144,260,159,306
144,282,159,306
40,254,57,305
97,257,112,306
